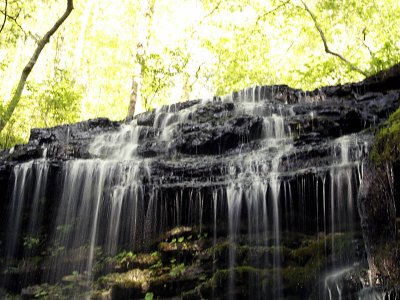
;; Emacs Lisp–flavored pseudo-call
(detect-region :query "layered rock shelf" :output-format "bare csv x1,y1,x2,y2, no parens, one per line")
0,68,399,299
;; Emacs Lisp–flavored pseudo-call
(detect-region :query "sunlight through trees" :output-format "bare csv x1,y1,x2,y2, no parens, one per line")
0,0,399,147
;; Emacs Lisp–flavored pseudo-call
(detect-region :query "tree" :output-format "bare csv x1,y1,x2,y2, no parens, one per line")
28,68,82,128
0,0,399,148
0,0,74,134
0,0,7,34
300,0,368,77
127,0,155,116
199,0,399,93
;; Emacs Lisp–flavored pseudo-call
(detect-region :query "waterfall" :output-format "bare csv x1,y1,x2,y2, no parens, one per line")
43,159,151,283
2,160,49,289
5,161,34,261
226,183,242,299
0,84,375,298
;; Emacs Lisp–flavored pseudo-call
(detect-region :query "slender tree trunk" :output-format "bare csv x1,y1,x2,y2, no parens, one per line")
181,74,191,102
181,64,202,102
128,55,142,117
0,0,74,134
127,0,155,117
128,80,138,116
0,0,8,34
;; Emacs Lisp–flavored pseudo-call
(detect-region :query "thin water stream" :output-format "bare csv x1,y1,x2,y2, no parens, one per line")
1,86,371,298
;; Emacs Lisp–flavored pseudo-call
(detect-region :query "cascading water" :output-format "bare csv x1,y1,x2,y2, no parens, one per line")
0,81,391,299
222,93,294,298
5,160,49,259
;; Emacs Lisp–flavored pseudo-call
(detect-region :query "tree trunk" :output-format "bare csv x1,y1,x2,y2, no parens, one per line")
127,0,155,117
0,0,8,34
128,80,138,117
0,0,74,134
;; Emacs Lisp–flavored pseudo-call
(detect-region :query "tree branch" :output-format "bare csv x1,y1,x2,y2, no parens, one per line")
2,11,31,39
191,63,204,86
203,0,222,20
301,0,368,77
0,0,74,133
256,0,291,26
192,0,222,32
0,0,8,34
359,27,375,59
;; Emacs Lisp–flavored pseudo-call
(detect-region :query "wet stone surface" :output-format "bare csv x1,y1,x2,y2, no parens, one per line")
1,66,400,299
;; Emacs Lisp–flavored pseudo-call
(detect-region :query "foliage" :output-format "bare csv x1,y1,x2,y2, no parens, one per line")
201,0,400,94
0,69,82,148
114,250,136,269
22,235,40,250
19,282,87,299
140,47,189,110
26,69,82,128
145,292,154,300
0,0,399,149
0,1,40,63
169,262,186,278
0,0,74,139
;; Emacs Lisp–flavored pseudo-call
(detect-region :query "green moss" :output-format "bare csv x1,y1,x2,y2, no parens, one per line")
17,282,90,300
180,233,359,299
169,263,186,278
3,256,43,274
0,289,23,300
282,259,325,288
289,237,326,266
371,107,400,163
195,266,266,296
164,226,193,239
98,269,150,290
94,250,162,275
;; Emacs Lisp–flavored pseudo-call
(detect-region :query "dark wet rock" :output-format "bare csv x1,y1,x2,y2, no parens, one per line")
166,99,202,112
358,287,400,299
21,285,44,299
176,115,263,155
359,63,400,92
188,101,234,123
30,118,121,147
358,160,400,286
1,118,121,162
1,65,400,299
135,100,201,127
135,111,155,126
289,89,400,146
0,66,399,165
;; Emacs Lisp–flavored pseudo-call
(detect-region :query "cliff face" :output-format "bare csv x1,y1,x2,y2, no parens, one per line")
358,161,400,285
0,68,399,299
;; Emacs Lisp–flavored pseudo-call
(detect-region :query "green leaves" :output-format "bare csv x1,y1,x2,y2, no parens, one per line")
200,0,400,93
23,235,40,250
371,107,400,163
0,68,82,148
140,46,190,110
27,68,82,128
0,0,399,149
145,292,154,300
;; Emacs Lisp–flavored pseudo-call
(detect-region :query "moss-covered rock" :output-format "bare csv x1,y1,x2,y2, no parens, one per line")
19,281,90,300
2,227,363,299
371,107,400,163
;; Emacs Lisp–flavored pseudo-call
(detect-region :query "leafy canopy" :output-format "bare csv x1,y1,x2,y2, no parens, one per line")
0,0,399,148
